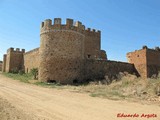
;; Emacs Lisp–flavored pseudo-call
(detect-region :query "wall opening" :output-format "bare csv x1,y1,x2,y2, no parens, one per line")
73,79,78,84
26,68,28,73
87,54,91,59
47,80,57,83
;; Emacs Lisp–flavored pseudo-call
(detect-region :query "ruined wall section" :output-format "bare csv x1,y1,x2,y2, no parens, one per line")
146,48,160,77
5,48,25,72
84,60,136,80
127,47,160,78
39,18,86,84
24,48,39,73
127,48,147,78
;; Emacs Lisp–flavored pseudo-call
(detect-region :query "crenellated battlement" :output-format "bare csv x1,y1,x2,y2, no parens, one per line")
7,47,25,53
85,27,101,36
40,18,100,36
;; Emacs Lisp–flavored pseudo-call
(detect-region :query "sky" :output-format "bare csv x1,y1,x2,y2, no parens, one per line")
0,0,160,62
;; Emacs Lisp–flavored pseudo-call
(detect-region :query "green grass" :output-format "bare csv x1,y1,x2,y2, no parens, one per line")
2,72,63,88
2,72,32,83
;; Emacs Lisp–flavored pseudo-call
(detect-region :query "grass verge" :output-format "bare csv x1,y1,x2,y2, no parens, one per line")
2,72,32,83
2,72,63,88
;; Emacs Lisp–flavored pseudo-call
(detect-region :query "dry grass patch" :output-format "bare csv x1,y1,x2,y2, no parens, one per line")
2,72,160,102
66,74,160,102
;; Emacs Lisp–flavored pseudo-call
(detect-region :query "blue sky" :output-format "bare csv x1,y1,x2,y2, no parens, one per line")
0,0,160,62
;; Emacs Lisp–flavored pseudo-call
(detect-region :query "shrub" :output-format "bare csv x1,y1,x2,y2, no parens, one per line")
11,68,18,74
30,68,38,80
155,84,160,96
19,70,25,75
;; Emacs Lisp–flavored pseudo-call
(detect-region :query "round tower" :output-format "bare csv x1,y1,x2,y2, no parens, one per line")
39,18,85,84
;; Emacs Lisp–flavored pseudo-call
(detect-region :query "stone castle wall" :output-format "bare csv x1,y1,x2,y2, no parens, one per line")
2,47,39,73
24,48,39,73
39,19,86,83
4,48,25,72
38,18,106,83
146,48,160,77
0,61,2,71
127,47,160,78
84,28,101,59
84,60,136,81
127,48,147,78
2,54,6,72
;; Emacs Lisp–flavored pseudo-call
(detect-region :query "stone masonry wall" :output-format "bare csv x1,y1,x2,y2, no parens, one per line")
2,54,6,72
0,61,2,71
127,47,160,78
146,49,160,77
84,60,136,81
84,29,101,59
5,51,11,72
24,48,39,73
5,48,25,72
39,19,85,84
39,18,107,84
127,48,147,78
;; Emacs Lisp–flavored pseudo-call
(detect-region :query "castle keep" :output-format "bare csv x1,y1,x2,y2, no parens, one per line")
39,18,107,83
3,18,160,84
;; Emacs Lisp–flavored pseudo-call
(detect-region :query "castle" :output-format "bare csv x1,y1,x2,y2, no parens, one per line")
2,18,160,84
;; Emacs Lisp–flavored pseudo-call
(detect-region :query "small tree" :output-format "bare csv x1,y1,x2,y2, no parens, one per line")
30,68,38,80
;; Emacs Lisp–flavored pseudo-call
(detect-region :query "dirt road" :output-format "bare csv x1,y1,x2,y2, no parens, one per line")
0,74,160,120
